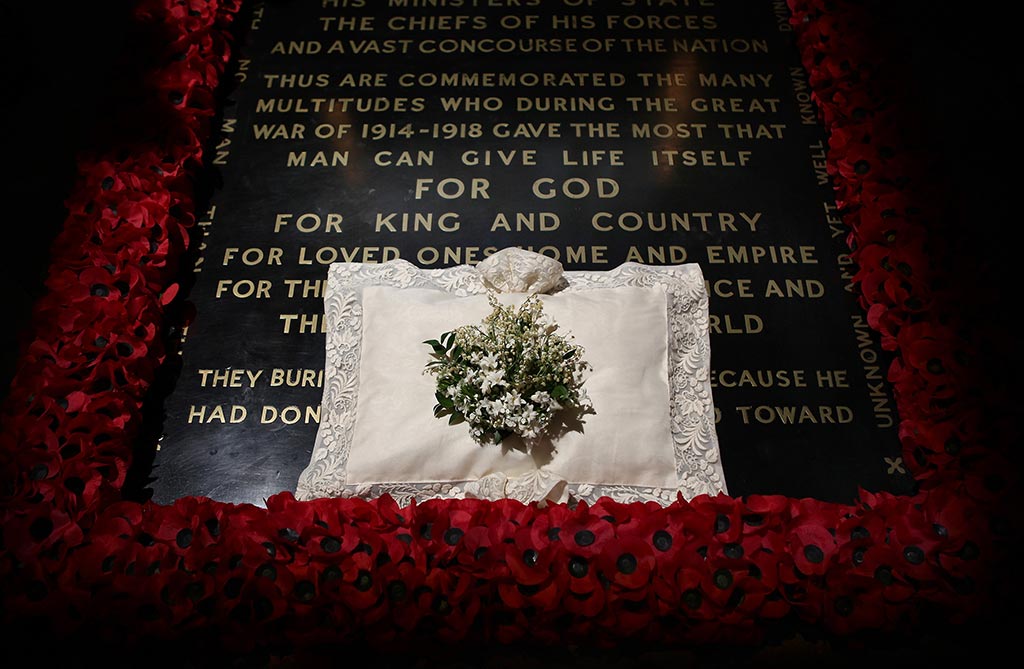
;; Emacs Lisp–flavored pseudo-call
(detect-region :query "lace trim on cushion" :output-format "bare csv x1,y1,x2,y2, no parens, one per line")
295,259,727,506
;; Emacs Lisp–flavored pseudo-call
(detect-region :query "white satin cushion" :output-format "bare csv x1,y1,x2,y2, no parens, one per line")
295,258,728,506
347,285,676,491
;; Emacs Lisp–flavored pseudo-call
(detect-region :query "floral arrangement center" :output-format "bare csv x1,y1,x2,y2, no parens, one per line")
424,293,593,445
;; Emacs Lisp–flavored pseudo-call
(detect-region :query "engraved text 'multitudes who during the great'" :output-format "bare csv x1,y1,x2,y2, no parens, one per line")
252,94,783,115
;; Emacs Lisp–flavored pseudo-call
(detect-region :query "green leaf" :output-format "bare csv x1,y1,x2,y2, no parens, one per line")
448,412,465,426
434,403,459,419
435,391,455,409
552,385,569,400
423,339,441,348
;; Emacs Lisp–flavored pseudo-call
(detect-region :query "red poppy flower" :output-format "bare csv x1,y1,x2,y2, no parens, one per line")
139,0,218,35
822,584,889,635
503,524,560,588
56,507,137,594
853,188,931,246
550,500,616,557
822,83,889,127
898,416,967,471
624,500,693,574
560,547,606,618
596,535,656,592
265,491,318,531
408,497,489,567
690,492,744,544
785,521,836,578
420,566,486,643
741,494,789,526
897,322,972,397
370,556,430,634
331,550,380,615
921,494,990,576
53,456,108,513
3,504,85,563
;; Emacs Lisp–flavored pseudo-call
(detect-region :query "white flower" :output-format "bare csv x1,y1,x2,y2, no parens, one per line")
479,368,505,394
517,405,538,427
486,397,507,415
502,389,524,407
478,351,501,369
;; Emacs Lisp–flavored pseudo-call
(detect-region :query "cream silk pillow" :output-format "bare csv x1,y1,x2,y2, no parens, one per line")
296,256,727,505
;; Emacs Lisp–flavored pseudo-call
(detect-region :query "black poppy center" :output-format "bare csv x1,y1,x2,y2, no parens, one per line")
803,544,824,564
354,570,372,591
388,581,407,601
714,514,730,534
724,543,744,560
294,580,315,602
574,530,595,547
568,556,589,578
903,546,925,565
616,553,638,574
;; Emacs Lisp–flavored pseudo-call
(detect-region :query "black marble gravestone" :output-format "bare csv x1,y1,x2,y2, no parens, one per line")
145,0,913,507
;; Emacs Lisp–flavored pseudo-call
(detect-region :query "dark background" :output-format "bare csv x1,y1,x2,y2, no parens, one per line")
2,1,135,397
1,1,1017,665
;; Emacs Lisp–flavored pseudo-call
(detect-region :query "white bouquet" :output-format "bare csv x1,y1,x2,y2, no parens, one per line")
424,294,593,446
